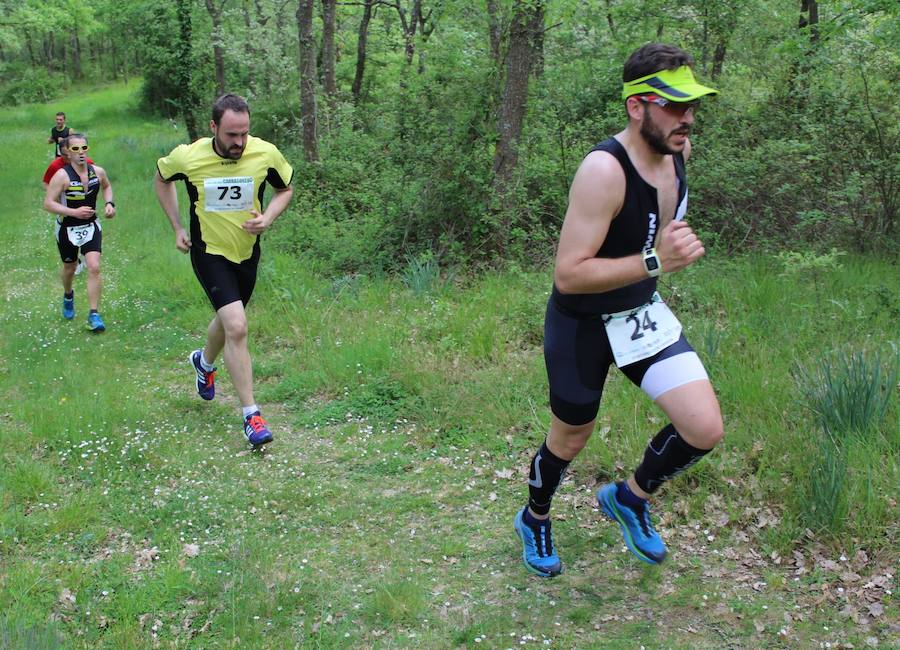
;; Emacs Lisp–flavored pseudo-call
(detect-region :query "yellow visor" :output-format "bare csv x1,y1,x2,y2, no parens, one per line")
622,66,718,102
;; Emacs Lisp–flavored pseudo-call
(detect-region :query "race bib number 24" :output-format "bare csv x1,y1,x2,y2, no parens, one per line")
603,293,682,367
204,177,254,212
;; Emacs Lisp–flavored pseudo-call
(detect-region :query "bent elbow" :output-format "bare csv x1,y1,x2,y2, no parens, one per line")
554,268,576,294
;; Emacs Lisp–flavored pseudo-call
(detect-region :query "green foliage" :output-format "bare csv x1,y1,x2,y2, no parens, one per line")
793,347,898,536
0,63,64,105
794,347,898,442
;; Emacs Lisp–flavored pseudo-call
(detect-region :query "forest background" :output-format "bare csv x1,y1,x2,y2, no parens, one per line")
1,0,897,269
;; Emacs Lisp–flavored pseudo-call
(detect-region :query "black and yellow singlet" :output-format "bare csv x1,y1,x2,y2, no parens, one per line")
156,136,294,263
59,163,101,228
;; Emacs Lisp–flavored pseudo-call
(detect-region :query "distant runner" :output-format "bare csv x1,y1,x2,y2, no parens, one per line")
43,133,116,331
154,93,294,448
47,112,71,158
515,43,724,577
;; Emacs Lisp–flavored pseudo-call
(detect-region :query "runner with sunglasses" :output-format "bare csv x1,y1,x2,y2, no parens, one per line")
514,43,723,577
43,134,116,331
43,141,95,277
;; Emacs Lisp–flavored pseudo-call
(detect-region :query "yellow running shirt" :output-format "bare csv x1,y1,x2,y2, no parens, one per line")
157,136,293,263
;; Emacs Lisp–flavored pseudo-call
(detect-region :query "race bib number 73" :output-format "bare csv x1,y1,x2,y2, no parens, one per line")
603,293,682,367
204,177,254,212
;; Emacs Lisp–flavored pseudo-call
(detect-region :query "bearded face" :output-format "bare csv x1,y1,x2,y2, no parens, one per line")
639,105,691,156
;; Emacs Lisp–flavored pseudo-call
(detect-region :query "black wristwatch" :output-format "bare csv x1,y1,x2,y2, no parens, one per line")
107,201,116,208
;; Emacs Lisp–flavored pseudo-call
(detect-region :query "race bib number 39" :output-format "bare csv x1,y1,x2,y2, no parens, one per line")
66,222,96,247
204,177,254,212
603,294,682,367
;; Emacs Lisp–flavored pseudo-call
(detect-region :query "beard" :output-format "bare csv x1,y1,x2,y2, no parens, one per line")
640,109,689,156
214,134,245,159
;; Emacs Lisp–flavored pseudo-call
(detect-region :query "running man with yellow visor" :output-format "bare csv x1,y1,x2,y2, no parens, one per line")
514,44,723,577
154,93,294,448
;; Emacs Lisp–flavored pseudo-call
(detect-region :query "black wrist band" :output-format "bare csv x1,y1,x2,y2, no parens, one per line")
107,201,115,208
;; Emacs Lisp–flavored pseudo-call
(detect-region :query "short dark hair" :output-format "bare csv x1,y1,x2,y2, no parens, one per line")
623,43,695,82
56,111,66,118
63,133,87,148
211,94,250,125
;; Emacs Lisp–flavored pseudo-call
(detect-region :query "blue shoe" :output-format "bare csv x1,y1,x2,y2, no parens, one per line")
189,350,216,401
514,507,562,577
62,294,75,320
243,412,273,448
597,483,666,564
87,312,105,332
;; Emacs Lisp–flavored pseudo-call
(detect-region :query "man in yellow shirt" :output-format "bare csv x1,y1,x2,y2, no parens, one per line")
154,94,294,447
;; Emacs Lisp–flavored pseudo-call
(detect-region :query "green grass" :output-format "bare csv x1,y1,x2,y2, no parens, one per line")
0,84,897,648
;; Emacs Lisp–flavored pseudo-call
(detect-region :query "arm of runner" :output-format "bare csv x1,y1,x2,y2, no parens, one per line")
241,185,294,235
43,170,95,220
154,171,191,252
554,150,650,294
95,166,116,218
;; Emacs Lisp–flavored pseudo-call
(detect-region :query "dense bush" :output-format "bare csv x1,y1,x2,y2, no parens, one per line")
0,63,65,105
124,2,900,273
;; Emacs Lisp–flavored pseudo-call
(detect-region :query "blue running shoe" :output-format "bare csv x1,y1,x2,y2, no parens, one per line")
62,294,75,320
243,411,273,448
514,507,562,577
189,350,216,401
87,312,105,332
597,483,666,564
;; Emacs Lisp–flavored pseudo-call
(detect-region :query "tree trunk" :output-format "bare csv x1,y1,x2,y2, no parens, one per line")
711,40,727,79
490,0,544,253
297,0,319,161
800,0,819,44
176,0,200,141
351,0,374,105
204,0,228,96
491,0,544,187
604,0,617,38
487,0,501,65
241,0,259,94
321,0,337,97
71,30,82,78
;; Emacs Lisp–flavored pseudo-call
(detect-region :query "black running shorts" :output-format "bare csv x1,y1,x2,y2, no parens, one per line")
543,296,708,426
190,245,260,310
55,219,102,263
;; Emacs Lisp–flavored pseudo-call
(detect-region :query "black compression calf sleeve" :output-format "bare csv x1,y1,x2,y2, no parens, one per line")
634,424,711,494
527,442,571,516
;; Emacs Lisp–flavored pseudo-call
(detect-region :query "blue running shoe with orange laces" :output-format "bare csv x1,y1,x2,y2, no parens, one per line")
189,350,216,401
597,483,666,564
243,411,273,448
514,507,562,577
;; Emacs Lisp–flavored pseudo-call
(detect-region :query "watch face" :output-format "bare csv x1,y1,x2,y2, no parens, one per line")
646,256,659,271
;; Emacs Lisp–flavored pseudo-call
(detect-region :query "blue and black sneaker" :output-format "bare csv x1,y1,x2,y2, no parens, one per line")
62,294,75,320
189,350,216,401
87,312,105,332
514,507,562,577
597,483,666,564
243,411,273,448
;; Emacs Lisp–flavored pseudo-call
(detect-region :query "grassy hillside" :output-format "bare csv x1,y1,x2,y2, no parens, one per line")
0,84,896,649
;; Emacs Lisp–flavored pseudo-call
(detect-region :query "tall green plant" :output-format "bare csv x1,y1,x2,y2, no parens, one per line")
794,347,898,442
